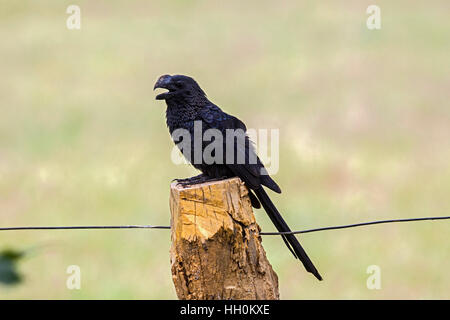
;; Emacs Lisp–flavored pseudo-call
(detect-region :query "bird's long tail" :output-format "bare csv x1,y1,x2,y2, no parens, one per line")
254,187,323,281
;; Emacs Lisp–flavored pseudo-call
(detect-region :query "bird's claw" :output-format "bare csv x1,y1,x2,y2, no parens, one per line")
172,174,210,187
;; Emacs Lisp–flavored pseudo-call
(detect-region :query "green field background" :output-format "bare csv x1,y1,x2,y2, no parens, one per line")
0,1,449,299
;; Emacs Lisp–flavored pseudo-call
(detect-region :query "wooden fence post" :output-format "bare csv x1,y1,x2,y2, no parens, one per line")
169,177,279,300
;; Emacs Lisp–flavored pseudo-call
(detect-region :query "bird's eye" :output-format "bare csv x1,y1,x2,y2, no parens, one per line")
175,82,183,88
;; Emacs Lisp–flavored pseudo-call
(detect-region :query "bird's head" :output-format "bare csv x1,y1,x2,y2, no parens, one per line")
154,74,206,101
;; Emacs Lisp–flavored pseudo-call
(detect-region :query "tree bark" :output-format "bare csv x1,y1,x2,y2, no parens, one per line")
169,177,279,300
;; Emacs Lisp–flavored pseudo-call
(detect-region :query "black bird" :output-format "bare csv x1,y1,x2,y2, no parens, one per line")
154,74,322,281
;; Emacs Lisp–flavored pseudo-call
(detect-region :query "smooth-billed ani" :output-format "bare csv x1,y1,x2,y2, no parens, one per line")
154,74,322,280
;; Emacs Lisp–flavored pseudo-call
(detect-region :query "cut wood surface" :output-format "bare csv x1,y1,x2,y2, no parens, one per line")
169,177,279,300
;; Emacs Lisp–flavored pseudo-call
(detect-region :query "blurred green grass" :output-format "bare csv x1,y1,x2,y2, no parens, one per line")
0,0,449,299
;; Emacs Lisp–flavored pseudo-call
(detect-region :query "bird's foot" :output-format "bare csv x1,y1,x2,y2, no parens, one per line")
172,174,230,187
172,174,211,187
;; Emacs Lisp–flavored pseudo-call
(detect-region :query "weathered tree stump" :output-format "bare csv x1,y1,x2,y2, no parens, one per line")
169,177,279,300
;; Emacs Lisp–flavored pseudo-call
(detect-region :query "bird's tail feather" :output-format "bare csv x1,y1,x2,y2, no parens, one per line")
254,187,323,281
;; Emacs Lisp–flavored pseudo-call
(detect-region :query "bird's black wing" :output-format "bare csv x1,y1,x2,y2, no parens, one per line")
199,105,281,193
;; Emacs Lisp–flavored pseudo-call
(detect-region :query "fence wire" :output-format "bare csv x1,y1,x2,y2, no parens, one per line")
1,216,448,235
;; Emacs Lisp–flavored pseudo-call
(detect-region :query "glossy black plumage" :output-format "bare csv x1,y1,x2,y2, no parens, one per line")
154,74,322,280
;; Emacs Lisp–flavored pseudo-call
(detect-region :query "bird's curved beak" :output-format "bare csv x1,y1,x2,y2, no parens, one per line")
154,75,173,100
154,75,172,90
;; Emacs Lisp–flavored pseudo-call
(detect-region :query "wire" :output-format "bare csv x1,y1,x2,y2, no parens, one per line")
0,225,170,231
0,216,448,234
259,216,450,235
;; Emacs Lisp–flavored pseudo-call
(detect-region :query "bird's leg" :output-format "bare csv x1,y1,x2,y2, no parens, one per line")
173,174,233,187
172,173,206,183
172,173,212,186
